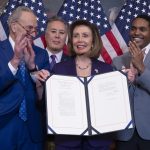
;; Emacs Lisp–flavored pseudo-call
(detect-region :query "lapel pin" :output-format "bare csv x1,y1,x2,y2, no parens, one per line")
95,69,98,74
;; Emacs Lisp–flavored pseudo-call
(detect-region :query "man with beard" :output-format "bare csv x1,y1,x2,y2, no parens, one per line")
45,16,70,71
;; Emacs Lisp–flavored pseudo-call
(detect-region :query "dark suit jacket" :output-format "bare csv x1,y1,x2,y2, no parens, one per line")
112,50,150,141
52,57,114,147
112,52,131,70
0,39,49,142
61,52,70,62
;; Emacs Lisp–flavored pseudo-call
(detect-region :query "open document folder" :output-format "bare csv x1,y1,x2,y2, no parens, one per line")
45,71,133,136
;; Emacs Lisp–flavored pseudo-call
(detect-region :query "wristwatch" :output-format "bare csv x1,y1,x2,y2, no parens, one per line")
28,65,38,73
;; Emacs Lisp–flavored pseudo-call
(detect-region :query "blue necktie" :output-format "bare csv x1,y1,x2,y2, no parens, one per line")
50,55,56,71
19,60,27,121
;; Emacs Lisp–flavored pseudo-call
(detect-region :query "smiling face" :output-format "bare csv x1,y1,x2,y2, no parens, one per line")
45,20,67,53
130,18,150,49
72,25,93,56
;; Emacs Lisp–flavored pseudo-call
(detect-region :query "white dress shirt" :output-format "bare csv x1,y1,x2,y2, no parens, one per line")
46,48,63,64
143,43,150,61
8,36,18,75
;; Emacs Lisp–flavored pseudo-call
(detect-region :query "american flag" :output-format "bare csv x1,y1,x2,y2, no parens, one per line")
0,0,47,48
58,0,124,64
112,0,150,50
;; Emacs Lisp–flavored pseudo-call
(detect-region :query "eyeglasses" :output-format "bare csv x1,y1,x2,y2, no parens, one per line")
16,21,38,38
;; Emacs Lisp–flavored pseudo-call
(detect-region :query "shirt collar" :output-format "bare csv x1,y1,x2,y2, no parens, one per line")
9,36,15,51
46,48,63,63
143,43,150,56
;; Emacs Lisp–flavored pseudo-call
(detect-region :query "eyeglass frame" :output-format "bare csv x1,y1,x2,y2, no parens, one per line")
16,21,38,38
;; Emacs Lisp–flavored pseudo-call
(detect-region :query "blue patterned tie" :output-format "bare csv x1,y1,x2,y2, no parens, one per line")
50,55,56,71
19,60,27,121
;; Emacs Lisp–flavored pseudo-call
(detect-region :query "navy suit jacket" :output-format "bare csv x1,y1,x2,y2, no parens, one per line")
52,57,114,147
0,39,49,142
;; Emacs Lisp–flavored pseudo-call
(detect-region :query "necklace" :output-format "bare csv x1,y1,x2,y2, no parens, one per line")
76,63,91,70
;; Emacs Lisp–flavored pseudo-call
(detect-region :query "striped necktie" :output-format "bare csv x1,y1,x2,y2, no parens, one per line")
50,55,56,71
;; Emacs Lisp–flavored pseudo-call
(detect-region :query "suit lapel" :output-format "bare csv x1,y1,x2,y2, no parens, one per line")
91,59,102,75
61,53,70,62
1,40,14,62
144,49,150,67
68,57,77,76
91,59,97,75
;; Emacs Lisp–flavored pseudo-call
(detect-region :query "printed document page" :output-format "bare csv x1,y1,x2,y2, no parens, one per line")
88,71,132,134
46,75,88,135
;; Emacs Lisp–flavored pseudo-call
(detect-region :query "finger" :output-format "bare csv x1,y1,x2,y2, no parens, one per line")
130,63,138,74
37,70,50,80
131,41,140,53
26,41,35,61
129,41,140,56
130,63,134,69
40,69,50,76
36,69,50,75
132,41,139,49
121,65,126,70
24,47,29,55
35,72,46,81
122,68,130,73
27,40,33,54
14,41,27,59
128,43,134,56
36,75,45,82
129,41,136,56
17,37,28,50
16,32,27,44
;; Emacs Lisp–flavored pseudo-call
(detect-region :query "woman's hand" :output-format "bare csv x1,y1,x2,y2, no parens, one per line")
34,69,50,100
